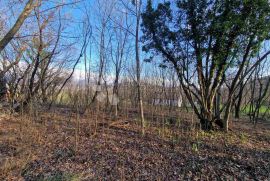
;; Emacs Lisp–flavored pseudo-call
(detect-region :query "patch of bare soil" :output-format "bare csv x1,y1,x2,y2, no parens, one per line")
0,110,269,180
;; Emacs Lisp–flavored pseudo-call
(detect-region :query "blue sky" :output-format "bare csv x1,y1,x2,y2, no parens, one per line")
0,0,170,82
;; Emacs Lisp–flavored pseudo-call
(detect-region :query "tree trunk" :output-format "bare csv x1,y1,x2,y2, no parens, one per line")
135,0,145,135
223,102,232,132
234,102,241,119
234,83,244,119
200,118,213,131
215,88,221,120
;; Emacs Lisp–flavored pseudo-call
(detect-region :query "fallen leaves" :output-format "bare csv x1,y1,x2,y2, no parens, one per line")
0,111,269,180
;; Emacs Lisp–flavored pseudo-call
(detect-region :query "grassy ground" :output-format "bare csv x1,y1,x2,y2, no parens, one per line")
0,108,269,180
241,105,270,116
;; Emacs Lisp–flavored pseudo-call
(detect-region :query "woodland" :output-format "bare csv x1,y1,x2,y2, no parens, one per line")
0,0,269,180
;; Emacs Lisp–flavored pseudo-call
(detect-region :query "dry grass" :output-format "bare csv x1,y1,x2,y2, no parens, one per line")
0,108,269,180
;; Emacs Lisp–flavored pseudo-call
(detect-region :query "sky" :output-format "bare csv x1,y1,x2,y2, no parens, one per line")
0,0,175,85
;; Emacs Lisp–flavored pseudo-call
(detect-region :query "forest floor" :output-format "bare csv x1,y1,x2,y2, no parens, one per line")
0,107,269,180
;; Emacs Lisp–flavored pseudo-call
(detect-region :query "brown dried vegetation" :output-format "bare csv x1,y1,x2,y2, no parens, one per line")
0,108,269,180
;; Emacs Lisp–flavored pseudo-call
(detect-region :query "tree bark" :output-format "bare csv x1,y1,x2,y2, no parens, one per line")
234,82,244,119
135,0,145,135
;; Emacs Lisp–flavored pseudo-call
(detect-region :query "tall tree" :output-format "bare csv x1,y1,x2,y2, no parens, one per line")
141,0,270,131
134,0,145,135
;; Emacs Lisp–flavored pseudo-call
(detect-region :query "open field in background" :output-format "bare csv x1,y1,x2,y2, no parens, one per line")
0,107,269,180
241,105,270,117
2,0,270,180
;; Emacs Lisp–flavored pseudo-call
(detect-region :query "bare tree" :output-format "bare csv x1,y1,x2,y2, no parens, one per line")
90,0,115,104
0,0,36,52
134,0,145,135
248,60,270,125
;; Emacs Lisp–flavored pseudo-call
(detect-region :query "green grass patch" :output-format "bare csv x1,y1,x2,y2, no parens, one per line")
241,105,270,115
